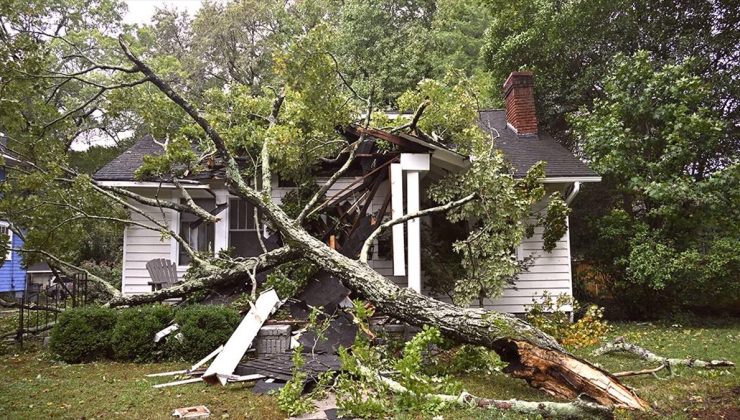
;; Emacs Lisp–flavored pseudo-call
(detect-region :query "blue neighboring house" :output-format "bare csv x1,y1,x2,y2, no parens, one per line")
0,144,28,294
0,221,25,294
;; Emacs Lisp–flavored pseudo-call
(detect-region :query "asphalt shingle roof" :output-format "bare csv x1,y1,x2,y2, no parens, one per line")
93,135,164,181
478,110,598,179
94,112,598,181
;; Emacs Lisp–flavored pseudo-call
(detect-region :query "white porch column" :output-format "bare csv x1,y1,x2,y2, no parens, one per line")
400,154,430,293
390,163,406,276
406,170,421,292
214,189,230,253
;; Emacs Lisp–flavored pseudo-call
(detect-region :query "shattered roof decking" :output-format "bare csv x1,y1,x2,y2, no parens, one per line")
94,112,598,181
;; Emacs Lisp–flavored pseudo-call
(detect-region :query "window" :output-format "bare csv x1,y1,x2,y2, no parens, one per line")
229,198,256,231
178,199,215,266
0,224,11,261
229,198,263,258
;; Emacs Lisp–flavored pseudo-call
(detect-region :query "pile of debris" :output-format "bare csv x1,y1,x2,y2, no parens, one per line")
149,274,403,418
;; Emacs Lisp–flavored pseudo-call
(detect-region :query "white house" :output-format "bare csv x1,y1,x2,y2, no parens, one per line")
93,72,600,313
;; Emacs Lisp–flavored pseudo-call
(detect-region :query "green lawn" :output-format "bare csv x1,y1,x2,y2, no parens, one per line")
0,317,737,419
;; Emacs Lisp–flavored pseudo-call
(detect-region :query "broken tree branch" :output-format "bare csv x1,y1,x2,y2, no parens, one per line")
0,297,63,313
297,89,373,224
354,363,613,419
297,140,361,224
613,364,669,378
15,248,121,298
93,182,216,220
104,247,297,308
90,183,202,264
173,178,219,224
359,193,476,263
260,89,285,198
391,98,430,134
593,337,735,370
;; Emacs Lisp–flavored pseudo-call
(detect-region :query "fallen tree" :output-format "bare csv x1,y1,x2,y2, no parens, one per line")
0,20,651,414
103,38,647,410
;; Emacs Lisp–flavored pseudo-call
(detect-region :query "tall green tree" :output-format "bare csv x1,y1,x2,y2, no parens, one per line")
482,0,738,143
570,52,739,315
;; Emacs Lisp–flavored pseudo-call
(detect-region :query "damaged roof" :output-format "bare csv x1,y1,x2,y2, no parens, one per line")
94,113,598,182
479,109,598,179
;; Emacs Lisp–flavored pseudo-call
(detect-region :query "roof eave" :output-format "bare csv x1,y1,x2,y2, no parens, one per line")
540,176,602,183
94,180,211,189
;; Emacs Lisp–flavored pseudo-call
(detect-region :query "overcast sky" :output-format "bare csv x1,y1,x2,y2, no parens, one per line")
123,0,204,25
72,1,206,151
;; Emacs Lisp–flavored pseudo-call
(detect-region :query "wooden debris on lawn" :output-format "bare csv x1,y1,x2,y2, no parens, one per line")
172,405,210,418
202,289,282,385
146,346,223,379
154,324,179,343
154,377,203,389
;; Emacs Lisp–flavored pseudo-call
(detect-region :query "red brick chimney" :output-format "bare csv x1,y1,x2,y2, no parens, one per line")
503,71,538,136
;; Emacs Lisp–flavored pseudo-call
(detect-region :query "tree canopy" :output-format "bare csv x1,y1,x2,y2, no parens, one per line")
0,0,737,316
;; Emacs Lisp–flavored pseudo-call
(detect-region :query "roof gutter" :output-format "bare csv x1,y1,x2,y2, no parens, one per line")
94,180,210,189
565,181,581,205
541,176,601,183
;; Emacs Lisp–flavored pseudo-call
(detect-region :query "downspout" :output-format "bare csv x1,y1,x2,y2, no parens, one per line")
565,181,581,205
564,181,580,323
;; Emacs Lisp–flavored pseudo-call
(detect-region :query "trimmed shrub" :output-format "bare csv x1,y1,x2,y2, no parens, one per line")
49,306,118,363
166,305,241,362
111,304,174,362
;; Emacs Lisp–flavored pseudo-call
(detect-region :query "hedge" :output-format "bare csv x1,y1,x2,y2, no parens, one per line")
49,306,118,363
166,305,241,362
110,304,175,362
49,304,242,363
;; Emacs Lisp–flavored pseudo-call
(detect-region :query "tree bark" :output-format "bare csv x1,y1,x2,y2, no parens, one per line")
105,247,296,308
594,337,735,370
231,195,648,409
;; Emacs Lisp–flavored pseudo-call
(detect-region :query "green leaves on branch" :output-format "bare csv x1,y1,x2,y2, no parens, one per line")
428,134,549,305
397,74,486,153
540,192,570,252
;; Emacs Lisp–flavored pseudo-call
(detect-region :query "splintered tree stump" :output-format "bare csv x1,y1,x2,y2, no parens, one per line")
506,341,649,409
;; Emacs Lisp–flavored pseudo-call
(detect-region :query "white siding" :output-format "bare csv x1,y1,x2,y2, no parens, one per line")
121,177,574,313
122,193,187,296
416,219,573,314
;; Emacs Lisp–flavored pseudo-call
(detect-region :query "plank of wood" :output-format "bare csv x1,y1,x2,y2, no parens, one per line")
152,377,203,388
224,374,266,383
190,345,223,372
154,324,179,342
201,289,281,386
146,369,188,378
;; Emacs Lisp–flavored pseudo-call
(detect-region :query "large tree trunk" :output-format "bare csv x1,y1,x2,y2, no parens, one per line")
243,197,649,410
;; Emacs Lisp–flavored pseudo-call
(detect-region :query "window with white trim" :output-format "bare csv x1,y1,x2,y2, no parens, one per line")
178,199,215,266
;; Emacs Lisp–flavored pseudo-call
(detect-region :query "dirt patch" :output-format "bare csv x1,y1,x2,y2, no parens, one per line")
690,387,740,420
